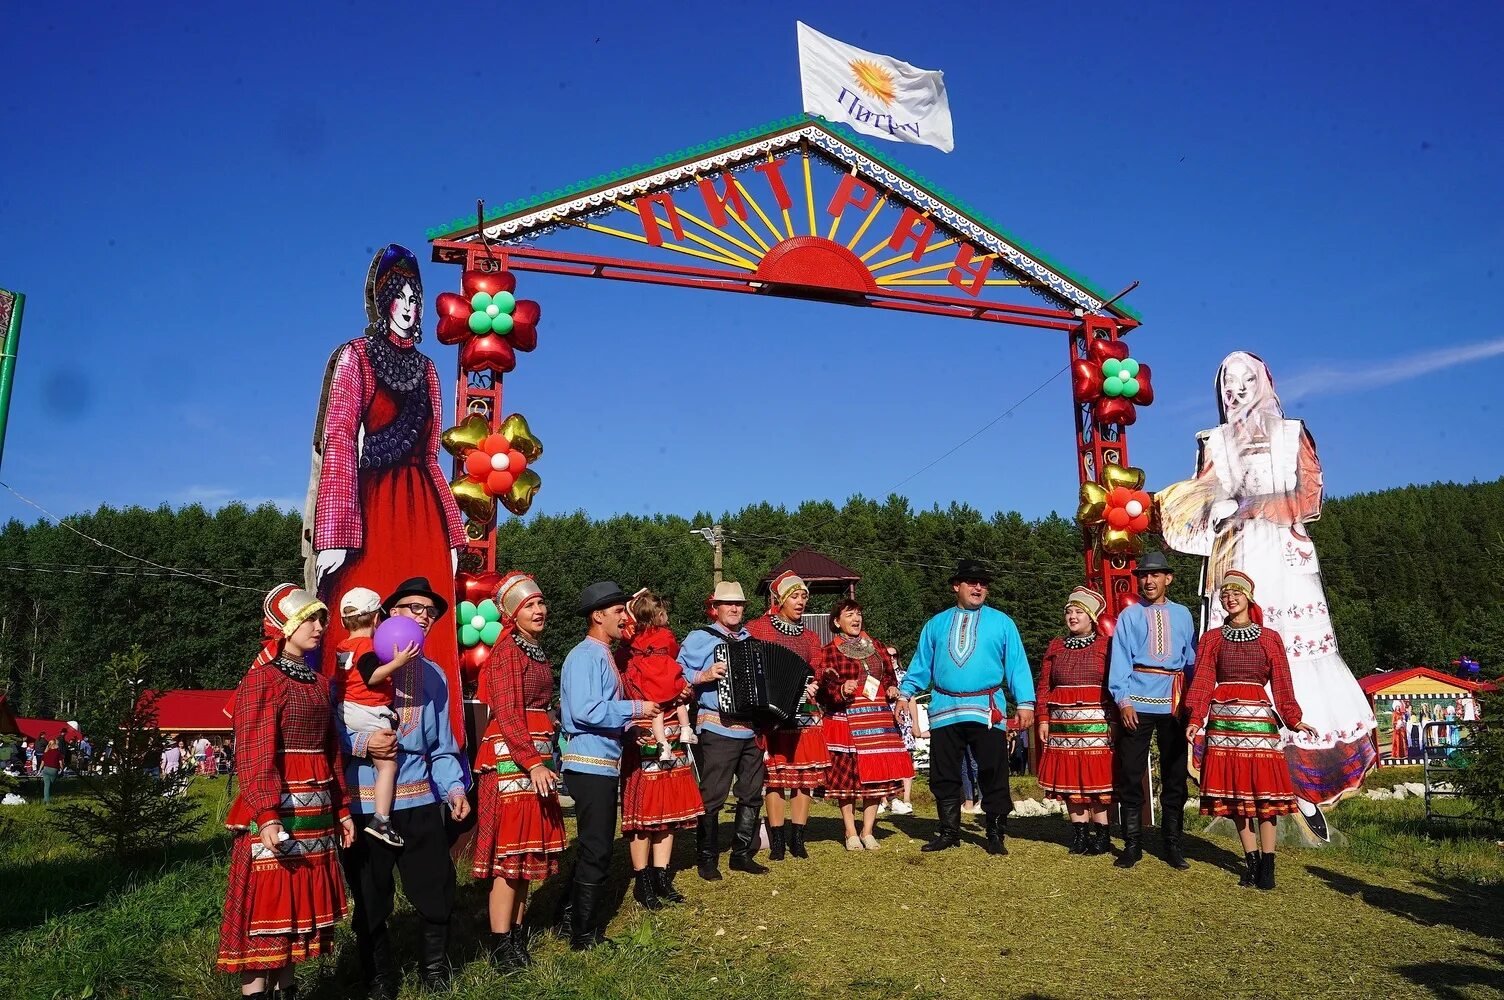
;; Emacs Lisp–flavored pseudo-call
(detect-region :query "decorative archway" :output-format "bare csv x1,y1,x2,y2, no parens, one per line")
428,115,1152,621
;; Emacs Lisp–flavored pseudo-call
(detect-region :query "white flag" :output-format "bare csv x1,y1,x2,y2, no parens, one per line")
797,22,954,153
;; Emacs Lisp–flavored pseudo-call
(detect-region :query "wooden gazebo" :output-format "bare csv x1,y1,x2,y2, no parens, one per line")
758,547,860,599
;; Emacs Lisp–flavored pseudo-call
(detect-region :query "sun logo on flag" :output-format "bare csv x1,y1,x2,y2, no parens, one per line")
849,59,896,106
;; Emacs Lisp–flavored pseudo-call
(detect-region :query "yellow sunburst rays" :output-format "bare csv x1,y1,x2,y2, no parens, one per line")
865,227,1033,289
850,59,897,106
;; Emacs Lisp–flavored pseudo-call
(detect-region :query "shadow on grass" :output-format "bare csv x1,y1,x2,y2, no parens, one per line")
1307,865,1504,941
1395,946,1504,1000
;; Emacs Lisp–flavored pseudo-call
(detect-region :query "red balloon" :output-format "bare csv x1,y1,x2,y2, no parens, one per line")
1097,397,1137,426
481,433,509,455
1108,486,1131,507
1128,514,1151,533
461,269,517,299
512,299,541,326
462,641,492,679
457,570,505,606
464,450,491,479
486,470,515,495
434,291,473,345
1133,363,1155,407
1070,358,1103,402
461,334,518,374
1130,490,1152,508
507,450,526,474
1106,507,1131,529
1097,612,1117,638
1089,337,1130,364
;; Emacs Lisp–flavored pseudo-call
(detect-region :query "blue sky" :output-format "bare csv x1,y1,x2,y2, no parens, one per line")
1,2,1501,529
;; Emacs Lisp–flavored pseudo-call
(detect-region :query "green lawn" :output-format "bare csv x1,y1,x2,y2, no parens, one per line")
1,774,1501,999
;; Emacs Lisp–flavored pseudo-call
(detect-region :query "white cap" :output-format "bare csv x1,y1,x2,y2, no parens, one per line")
340,586,383,615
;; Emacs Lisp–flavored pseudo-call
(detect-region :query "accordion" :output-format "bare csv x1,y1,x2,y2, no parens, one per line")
713,634,812,725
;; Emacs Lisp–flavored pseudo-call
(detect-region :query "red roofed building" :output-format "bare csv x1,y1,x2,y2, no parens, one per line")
138,689,236,740
1359,667,1495,766
758,547,860,600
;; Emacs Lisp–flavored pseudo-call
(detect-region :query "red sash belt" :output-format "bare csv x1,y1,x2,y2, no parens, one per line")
1132,666,1185,715
935,683,1004,725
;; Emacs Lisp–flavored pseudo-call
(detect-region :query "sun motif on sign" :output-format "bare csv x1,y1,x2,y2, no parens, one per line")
850,59,896,106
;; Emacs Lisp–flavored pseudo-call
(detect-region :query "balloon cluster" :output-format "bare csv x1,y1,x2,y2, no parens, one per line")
459,598,502,649
443,412,544,527
1072,338,1155,425
1076,463,1156,556
435,270,541,374
455,571,505,679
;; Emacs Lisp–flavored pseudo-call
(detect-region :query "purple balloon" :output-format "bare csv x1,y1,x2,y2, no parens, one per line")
373,616,426,664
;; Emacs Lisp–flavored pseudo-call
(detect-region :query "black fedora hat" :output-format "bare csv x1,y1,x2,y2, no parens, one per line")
949,558,993,585
1133,551,1173,575
579,580,629,616
382,576,450,619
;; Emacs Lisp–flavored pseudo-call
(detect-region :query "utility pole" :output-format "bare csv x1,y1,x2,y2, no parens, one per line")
691,524,725,584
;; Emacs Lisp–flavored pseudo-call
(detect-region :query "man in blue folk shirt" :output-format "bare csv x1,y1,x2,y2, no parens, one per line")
557,581,663,949
1108,550,1198,870
900,559,1035,856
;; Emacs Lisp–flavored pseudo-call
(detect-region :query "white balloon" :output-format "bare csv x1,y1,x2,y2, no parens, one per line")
490,452,509,471
471,615,486,630
1125,500,1144,517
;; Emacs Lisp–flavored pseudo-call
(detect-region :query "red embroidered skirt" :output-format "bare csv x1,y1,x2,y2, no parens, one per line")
217,781,347,973
1038,694,1114,806
765,709,830,791
1198,696,1297,820
824,696,910,801
471,711,566,880
622,727,704,832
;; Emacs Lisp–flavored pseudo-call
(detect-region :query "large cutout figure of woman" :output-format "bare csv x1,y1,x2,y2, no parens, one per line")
1156,351,1376,839
303,245,466,741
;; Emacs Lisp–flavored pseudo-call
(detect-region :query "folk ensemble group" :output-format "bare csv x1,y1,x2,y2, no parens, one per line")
214,554,1317,998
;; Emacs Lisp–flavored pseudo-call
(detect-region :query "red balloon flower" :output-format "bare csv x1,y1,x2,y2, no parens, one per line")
434,270,541,374
462,433,529,499
1071,337,1155,426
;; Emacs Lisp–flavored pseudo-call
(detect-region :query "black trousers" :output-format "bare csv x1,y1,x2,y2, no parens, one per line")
1115,712,1189,819
693,730,766,814
565,770,620,884
930,723,1012,817
342,804,455,945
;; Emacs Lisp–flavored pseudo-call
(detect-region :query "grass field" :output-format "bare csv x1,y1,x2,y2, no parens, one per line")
2,771,1501,1000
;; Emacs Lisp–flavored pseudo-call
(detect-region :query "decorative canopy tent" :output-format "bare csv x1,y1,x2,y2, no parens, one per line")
428,114,1150,617
1359,667,1495,766
758,547,861,599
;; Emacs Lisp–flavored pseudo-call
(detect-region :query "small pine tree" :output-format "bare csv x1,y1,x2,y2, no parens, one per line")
1449,691,1504,826
51,647,202,859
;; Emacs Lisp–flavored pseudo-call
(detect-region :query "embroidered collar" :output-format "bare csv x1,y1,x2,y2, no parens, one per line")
272,655,318,683
769,614,804,637
837,635,876,659
1222,622,1262,643
949,608,980,666
513,631,547,663
1063,634,1096,650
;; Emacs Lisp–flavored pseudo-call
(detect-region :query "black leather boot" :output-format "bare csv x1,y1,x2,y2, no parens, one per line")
768,823,786,861
632,867,663,910
1162,811,1191,871
788,822,809,859
921,799,962,852
487,929,525,971
696,814,722,881
1240,850,1262,888
569,880,608,950
653,864,685,904
418,921,453,991
358,930,398,1000
1089,822,1112,855
1067,823,1088,855
729,803,769,874
984,812,1009,856
552,866,576,939
1256,852,1276,891
1115,809,1143,868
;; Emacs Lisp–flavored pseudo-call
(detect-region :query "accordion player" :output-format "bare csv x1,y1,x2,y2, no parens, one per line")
705,631,813,725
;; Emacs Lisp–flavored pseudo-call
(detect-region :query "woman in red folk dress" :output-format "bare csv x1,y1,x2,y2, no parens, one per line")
747,572,829,860
1036,586,1115,857
619,589,704,910
819,598,913,852
471,572,567,971
218,585,355,999
1184,570,1317,891
304,244,467,743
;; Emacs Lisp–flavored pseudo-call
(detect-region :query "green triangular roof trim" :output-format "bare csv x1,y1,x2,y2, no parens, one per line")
429,114,1138,322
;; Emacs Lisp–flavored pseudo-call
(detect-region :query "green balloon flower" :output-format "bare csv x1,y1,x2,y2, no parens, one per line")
1121,357,1140,378
1121,377,1140,398
1102,358,1124,378
1103,376,1124,397
467,291,517,336
458,599,502,648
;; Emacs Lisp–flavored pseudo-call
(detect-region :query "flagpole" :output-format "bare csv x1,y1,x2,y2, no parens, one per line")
0,289,25,471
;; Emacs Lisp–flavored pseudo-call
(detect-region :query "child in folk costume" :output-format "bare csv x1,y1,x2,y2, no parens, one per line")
332,586,420,848
1184,571,1316,890
471,572,567,971
819,597,914,851
746,571,829,860
1035,586,1115,856
619,590,696,766
619,590,704,911
218,585,355,998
